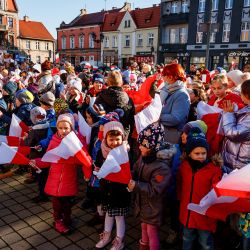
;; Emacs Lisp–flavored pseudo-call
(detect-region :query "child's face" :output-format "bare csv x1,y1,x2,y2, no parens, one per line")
241,93,250,106
93,81,103,92
106,134,123,149
227,77,236,89
15,98,21,107
86,112,94,125
57,121,72,138
211,81,226,99
181,132,188,144
189,147,207,162
139,144,152,156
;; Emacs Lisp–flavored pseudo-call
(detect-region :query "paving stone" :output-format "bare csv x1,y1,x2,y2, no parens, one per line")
78,225,96,236
1,232,22,245
76,237,96,249
1,208,12,216
37,211,52,220
41,228,61,240
8,191,23,198
8,204,25,213
24,215,42,225
21,200,37,209
18,227,37,238
10,220,28,231
16,209,33,219
9,240,31,250
36,241,58,250
29,205,45,214
0,239,7,248
66,230,85,242
62,244,82,250
7,180,20,187
14,195,29,203
0,195,11,203
52,236,72,248
2,214,19,224
32,221,51,232
2,199,17,207
26,234,47,247
0,225,14,236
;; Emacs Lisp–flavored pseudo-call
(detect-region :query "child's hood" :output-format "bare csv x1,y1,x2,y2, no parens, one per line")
156,142,177,161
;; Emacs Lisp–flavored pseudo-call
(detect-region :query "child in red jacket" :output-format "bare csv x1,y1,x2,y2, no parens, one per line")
177,128,222,250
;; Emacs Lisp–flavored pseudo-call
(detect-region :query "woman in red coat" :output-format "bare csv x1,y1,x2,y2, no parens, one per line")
177,128,222,250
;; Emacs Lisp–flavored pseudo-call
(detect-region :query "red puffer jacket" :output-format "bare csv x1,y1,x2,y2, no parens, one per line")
36,134,85,197
177,160,222,232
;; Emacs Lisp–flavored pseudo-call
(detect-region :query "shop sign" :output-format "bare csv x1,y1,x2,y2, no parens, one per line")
228,51,250,57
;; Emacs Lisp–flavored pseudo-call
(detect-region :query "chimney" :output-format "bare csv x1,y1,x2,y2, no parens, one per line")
112,7,117,10
135,7,140,10
80,9,87,15
24,15,29,22
153,4,157,7
122,2,131,11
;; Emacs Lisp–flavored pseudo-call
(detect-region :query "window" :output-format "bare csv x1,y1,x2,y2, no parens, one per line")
125,20,131,28
212,0,219,11
222,23,230,42
61,36,66,49
170,29,178,43
79,35,84,48
0,0,3,10
180,27,188,43
148,33,154,46
125,35,130,47
196,32,203,43
137,34,143,46
26,40,30,49
241,22,250,41
45,42,49,50
198,0,206,12
89,55,94,62
35,41,40,50
36,56,41,63
89,34,94,48
112,36,117,47
244,0,250,7
8,17,13,28
104,36,109,48
182,1,189,13
70,36,75,49
171,2,178,13
210,32,216,43
225,0,233,9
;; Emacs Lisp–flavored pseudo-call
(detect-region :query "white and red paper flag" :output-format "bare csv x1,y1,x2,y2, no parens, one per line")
0,135,20,147
9,114,29,137
134,94,162,134
0,142,30,165
78,111,92,145
215,164,250,199
41,131,92,177
93,143,131,184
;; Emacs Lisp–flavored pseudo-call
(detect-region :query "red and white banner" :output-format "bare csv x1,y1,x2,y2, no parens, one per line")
134,94,162,133
9,114,29,137
93,143,131,184
0,135,20,147
42,131,92,167
215,164,250,198
78,111,92,145
0,142,30,165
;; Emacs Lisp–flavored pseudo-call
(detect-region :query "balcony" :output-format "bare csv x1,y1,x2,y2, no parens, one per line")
161,12,189,25
160,43,187,53
0,24,7,31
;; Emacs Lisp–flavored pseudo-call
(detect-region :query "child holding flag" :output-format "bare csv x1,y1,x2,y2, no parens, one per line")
94,119,130,250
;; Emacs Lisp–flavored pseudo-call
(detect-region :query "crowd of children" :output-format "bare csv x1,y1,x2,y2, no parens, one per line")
0,58,250,250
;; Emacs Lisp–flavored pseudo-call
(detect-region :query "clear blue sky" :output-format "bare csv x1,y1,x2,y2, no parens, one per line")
16,0,160,38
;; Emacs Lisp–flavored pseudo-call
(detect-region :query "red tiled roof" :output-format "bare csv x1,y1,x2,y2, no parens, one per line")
19,20,54,41
7,0,18,12
131,5,160,29
103,12,126,32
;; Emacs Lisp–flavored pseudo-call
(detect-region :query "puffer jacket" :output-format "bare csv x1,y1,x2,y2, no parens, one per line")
222,106,250,169
36,133,85,197
15,103,36,126
177,159,222,232
94,86,135,138
133,149,172,226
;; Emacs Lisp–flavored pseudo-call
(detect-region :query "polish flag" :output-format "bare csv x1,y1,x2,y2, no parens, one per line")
0,142,30,165
93,143,131,184
78,112,92,145
9,114,29,137
134,94,162,133
215,164,250,199
42,131,92,178
0,135,20,147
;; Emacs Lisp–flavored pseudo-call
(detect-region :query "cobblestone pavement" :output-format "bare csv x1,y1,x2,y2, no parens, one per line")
0,173,179,250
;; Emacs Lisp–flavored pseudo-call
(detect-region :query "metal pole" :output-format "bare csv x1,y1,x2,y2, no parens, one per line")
205,0,212,69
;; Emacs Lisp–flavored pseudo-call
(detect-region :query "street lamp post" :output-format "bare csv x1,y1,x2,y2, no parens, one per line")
91,32,104,66
205,0,212,69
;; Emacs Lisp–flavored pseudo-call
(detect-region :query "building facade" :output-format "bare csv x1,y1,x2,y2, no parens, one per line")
18,16,55,63
0,0,19,51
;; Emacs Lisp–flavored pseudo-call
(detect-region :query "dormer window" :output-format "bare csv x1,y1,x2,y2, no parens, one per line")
125,20,131,28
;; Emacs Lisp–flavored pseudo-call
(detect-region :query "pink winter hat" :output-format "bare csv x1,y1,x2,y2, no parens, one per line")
57,113,75,129
103,121,125,139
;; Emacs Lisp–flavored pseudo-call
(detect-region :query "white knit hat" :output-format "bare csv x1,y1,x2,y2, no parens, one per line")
103,121,125,139
57,113,75,130
70,78,82,92
226,70,244,86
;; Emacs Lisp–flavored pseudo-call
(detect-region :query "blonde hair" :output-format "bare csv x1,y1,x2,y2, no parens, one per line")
107,70,123,86
211,74,228,88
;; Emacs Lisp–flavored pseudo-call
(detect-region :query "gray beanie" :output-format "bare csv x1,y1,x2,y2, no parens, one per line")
30,106,47,125
39,91,55,107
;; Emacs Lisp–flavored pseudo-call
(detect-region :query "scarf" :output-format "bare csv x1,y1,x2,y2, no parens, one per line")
165,80,184,94
187,157,209,173
101,140,129,159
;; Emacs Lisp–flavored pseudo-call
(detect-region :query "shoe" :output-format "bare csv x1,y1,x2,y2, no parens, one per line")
87,213,105,226
31,196,49,203
139,239,149,250
165,228,178,245
110,236,124,250
23,176,36,184
54,219,70,234
95,231,111,248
